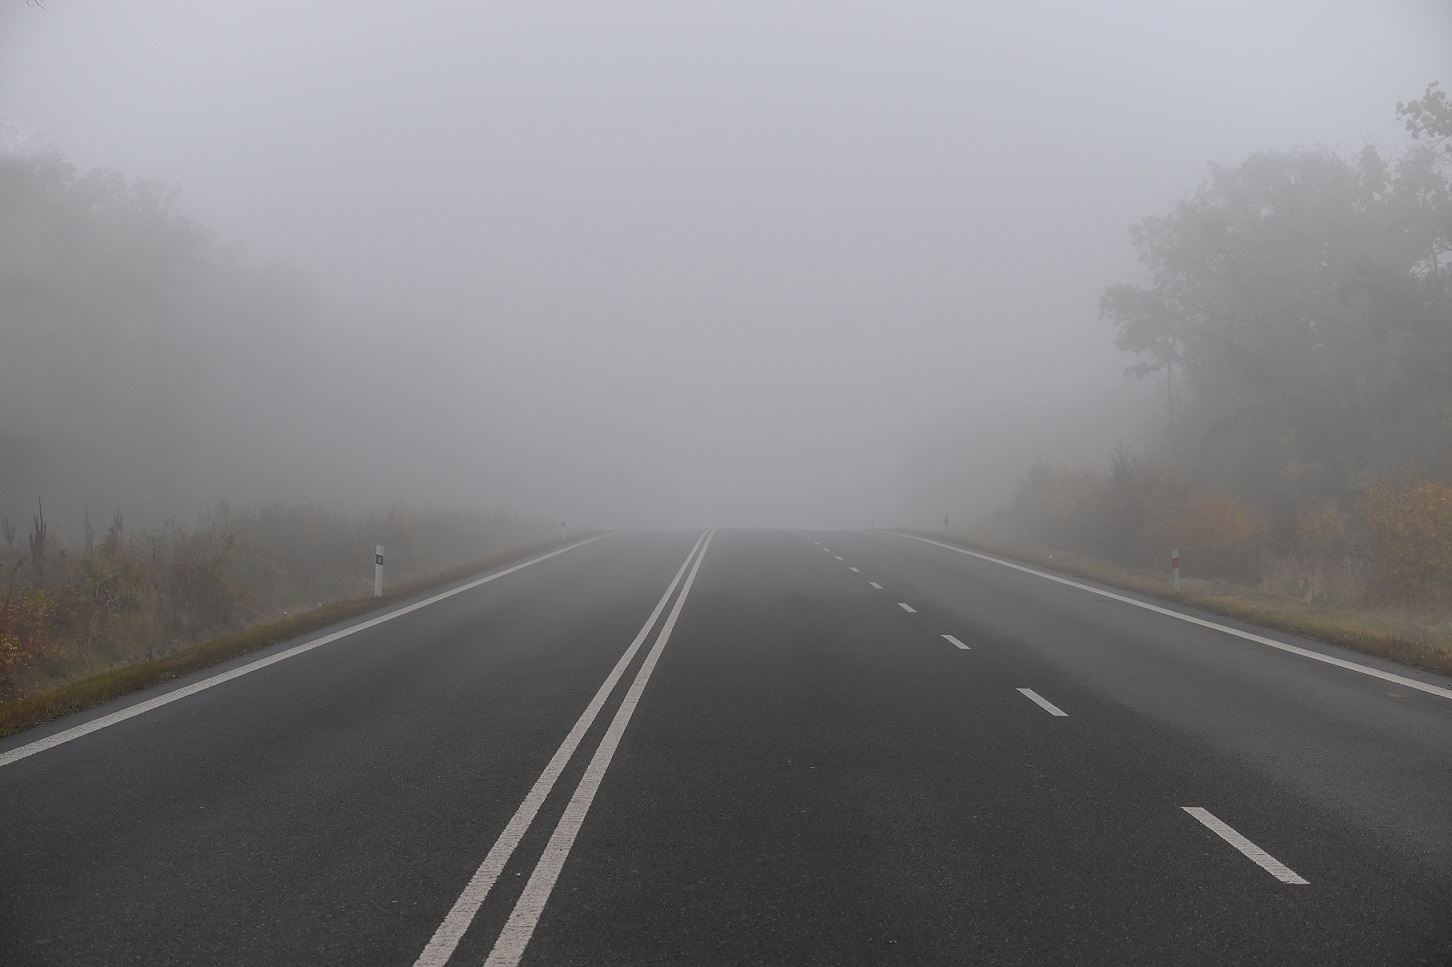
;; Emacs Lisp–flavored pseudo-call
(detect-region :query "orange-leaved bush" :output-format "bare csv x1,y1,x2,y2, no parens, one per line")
1298,500,1349,562
1172,493,1261,580
1360,473,1452,606
1174,493,1259,551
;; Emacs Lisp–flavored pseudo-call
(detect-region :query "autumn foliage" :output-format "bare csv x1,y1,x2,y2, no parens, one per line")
1298,500,1349,560
1001,463,1265,581
1360,474,1452,606
1173,494,1258,549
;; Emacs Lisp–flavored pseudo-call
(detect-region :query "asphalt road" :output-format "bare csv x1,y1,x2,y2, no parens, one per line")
4,529,1451,965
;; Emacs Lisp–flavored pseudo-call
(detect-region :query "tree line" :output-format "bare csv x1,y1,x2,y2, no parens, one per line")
997,83,1452,606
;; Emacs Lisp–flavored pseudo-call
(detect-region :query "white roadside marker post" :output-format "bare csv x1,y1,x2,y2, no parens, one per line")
1171,547,1181,593
375,545,385,598
560,520,566,543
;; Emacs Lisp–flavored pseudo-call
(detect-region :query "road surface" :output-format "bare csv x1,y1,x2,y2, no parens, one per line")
3,529,1450,965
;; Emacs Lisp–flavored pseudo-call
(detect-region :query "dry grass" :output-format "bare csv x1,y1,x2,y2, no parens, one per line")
908,531,1452,679
0,537,575,739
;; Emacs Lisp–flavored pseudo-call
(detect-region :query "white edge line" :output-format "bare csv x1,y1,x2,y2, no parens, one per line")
1017,687,1067,716
892,532,1452,702
483,529,716,967
1183,807,1308,884
942,634,969,650
0,535,613,770
898,602,917,613
412,531,706,967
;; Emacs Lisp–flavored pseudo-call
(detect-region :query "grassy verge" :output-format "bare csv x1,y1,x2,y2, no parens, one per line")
0,537,588,739
902,530,1452,679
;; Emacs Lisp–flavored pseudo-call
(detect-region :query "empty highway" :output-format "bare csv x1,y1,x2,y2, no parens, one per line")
3,529,1450,965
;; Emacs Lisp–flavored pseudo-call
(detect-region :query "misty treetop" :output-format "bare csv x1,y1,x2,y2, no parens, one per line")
1101,82,1452,513
1398,81,1452,161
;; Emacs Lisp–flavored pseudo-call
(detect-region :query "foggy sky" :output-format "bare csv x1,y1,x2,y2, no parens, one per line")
2,2,1449,531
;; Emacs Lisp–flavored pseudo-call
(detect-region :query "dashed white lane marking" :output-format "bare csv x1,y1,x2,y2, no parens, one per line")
0,534,614,771
870,582,883,589
849,567,860,573
1182,807,1308,884
1017,688,1067,716
893,532,1452,703
942,634,969,650
411,532,706,967
898,602,917,613
834,555,843,561
483,531,716,967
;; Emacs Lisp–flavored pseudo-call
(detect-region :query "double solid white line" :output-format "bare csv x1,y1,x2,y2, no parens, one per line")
415,530,715,967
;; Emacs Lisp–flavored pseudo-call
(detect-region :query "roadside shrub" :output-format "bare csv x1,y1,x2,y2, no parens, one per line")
71,553,148,611
1360,473,1452,606
1012,464,1107,555
1298,499,1349,561
1101,447,1153,565
1271,496,1359,604
0,576,52,700
157,533,239,636
1173,493,1261,580
1102,448,1189,568
1175,493,1258,548
1003,451,1193,568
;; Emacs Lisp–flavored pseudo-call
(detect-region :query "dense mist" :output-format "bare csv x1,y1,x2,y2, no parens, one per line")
2,2,1450,537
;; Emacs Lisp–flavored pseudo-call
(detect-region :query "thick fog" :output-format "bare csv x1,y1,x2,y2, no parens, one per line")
2,2,1449,533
